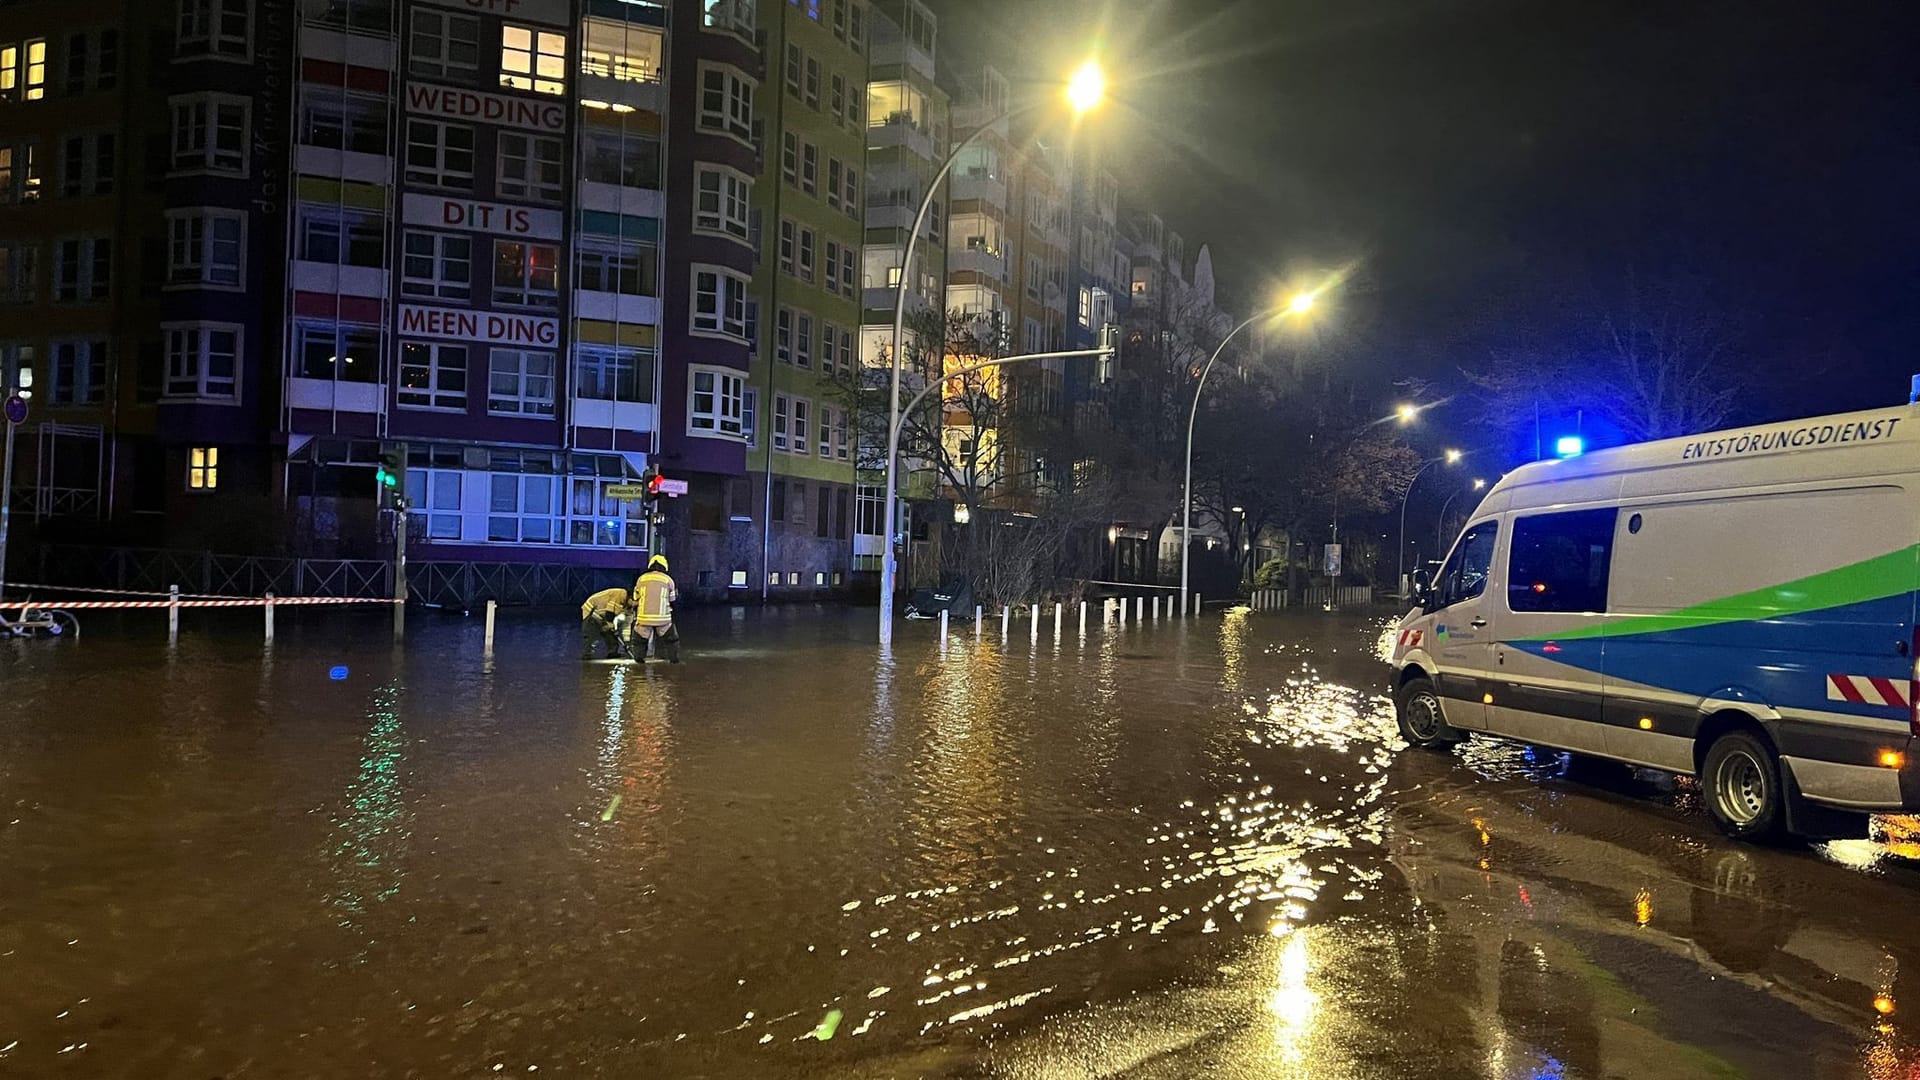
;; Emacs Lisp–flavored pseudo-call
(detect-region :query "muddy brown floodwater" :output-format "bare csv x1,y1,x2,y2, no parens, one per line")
2,605,1918,1078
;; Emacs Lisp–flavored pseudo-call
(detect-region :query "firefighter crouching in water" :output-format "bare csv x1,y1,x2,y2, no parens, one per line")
630,555,681,663
580,586,631,660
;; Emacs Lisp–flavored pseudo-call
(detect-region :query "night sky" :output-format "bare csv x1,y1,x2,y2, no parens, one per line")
948,0,1920,423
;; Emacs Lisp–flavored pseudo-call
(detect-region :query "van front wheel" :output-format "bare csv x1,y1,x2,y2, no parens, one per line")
1396,676,1463,750
1702,730,1787,841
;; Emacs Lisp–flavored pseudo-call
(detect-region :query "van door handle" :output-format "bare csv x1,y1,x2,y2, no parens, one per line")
1471,617,1489,629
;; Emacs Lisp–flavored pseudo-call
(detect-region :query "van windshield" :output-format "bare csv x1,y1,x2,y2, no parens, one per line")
1436,521,1497,608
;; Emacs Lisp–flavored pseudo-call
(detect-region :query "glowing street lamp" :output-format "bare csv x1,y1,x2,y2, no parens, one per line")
879,59,1107,646
1178,281,1332,615
1396,403,1419,424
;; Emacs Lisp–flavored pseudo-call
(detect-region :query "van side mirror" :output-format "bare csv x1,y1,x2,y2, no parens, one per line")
1410,567,1434,607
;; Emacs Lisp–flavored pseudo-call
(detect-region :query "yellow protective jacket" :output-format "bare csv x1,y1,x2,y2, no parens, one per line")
632,571,677,627
581,587,629,618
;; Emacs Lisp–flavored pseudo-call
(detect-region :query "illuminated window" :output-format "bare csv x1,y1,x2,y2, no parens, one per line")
0,141,41,204
579,18,660,83
500,24,566,95
702,0,755,36
20,39,45,100
0,44,16,102
492,241,559,308
731,570,749,587
187,447,219,491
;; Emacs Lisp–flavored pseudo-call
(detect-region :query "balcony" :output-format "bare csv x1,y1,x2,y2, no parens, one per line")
572,397,657,434
949,170,1006,210
578,72,662,116
299,22,395,66
288,377,383,413
295,144,389,185
573,289,660,326
293,261,388,298
867,116,933,160
948,244,1006,281
869,35,935,83
863,203,918,233
577,181,663,218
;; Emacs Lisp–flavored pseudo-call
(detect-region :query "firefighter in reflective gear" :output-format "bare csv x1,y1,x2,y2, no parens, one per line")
580,586,630,659
630,555,680,662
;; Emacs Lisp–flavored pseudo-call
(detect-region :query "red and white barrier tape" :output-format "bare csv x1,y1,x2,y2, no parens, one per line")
2,582,256,600
0,596,401,611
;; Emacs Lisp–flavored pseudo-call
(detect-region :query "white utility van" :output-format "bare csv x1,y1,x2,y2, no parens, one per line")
1390,406,1919,841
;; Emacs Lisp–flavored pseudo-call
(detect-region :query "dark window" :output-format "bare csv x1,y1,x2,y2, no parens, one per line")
835,486,849,539
770,479,786,522
1508,508,1617,614
1435,520,1497,609
816,483,831,537
690,477,724,532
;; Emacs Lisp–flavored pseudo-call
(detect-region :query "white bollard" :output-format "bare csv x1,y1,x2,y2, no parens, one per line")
1196,593,1203,615
264,592,275,642
975,605,983,640
1136,596,1144,621
168,584,180,643
1118,597,1126,625
1153,596,1161,620
1054,602,1062,637
1030,605,1039,642
1079,600,1087,633
940,608,949,643
1001,605,1010,639
484,599,497,651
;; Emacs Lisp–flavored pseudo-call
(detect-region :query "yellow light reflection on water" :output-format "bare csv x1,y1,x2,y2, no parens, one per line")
1265,932,1318,1066
1634,888,1653,927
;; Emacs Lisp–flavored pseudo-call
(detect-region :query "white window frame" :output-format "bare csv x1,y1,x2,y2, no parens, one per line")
499,23,566,96
799,140,817,194
693,164,751,241
689,264,748,341
177,0,252,60
820,323,836,376
491,240,559,308
696,63,753,145
496,131,563,202
797,226,815,282
165,208,245,290
408,8,480,79
401,229,472,300
297,204,385,267
48,338,108,405
688,365,745,438
163,322,241,402
701,0,756,39
841,247,856,299
59,132,113,197
774,306,792,364
53,236,110,301
486,347,557,417
486,470,562,543
791,397,811,456
573,343,653,403
170,93,249,175
794,311,813,369
397,341,469,411
403,118,475,188
771,391,790,451
575,237,655,297
824,239,840,293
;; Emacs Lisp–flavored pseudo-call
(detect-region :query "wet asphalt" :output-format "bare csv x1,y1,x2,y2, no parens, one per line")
1,603,1917,1079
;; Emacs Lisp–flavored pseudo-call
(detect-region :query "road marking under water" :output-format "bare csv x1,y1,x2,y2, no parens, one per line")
601,795,622,822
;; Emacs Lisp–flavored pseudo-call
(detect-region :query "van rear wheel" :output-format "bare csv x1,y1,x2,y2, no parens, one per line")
1701,730,1787,841
1396,676,1463,750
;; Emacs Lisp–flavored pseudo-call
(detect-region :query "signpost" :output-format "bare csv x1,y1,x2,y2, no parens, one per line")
1323,543,1342,578
1,392,25,602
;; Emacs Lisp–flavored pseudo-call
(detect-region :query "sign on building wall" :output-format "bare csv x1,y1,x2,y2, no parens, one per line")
399,304,560,347
403,194,563,240
404,85,566,133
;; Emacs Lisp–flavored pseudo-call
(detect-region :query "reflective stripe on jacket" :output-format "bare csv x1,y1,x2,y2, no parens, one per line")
582,587,628,618
633,571,676,626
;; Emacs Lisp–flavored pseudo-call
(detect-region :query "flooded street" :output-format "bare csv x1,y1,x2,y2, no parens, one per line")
3,606,1919,1078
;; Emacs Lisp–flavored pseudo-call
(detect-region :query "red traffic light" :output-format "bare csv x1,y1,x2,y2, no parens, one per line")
646,473,664,494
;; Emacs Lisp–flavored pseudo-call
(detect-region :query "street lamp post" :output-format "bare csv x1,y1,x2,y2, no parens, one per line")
1395,449,1461,600
1178,290,1318,616
0,359,31,603
878,62,1104,647
1437,478,1486,553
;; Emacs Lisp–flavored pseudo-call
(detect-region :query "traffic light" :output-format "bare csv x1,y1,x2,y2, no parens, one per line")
1096,323,1121,385
375,453,400,490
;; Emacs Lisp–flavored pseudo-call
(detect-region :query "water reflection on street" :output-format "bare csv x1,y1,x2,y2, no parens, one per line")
0,605,1917,1078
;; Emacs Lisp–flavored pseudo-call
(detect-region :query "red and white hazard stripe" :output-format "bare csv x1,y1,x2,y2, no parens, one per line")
1825,673,1912,708
0,597,400,611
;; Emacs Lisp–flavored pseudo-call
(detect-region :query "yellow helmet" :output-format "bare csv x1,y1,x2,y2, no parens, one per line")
648,555,669,573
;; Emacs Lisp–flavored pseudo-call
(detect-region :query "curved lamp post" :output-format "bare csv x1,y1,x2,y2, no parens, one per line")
1178,289,1319,616
1396,448,1461,598
878,61,1105,647
1437,477,1486,553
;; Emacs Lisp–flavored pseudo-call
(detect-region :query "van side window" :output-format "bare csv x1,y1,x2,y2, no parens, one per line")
1436,521,1498,609
1508,508,1619,613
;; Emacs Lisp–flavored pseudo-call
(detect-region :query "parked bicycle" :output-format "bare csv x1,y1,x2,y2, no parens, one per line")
0,599,80,639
